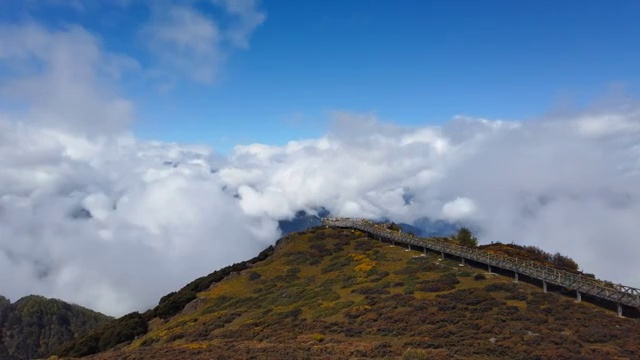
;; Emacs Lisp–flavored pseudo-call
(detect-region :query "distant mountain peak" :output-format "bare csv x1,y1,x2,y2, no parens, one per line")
0,295,110,360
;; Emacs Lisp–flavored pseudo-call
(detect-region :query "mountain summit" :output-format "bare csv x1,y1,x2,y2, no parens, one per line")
55,225,640,359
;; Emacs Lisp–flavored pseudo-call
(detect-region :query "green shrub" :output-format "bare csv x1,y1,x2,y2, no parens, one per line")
484,282,516,292
388,222,401,232
321,256,352,274
457,227,478,247
58,312,147,358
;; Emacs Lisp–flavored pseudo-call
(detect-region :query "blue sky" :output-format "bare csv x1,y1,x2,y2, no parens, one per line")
2,0,639,151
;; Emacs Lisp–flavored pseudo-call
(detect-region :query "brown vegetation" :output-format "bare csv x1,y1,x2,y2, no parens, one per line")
62,227,640,360
479,242,580,272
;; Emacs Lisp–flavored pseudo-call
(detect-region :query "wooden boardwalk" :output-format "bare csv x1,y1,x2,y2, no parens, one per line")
323,218,640,316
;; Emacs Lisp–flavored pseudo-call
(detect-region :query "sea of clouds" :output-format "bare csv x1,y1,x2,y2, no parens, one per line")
1,2,640,317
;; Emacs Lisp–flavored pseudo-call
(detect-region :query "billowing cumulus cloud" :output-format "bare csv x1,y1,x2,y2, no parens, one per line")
2,105,640,316
0,120,280,316
4,87,640,316
4,100,640,317
442,197,477,221
0,23,136,135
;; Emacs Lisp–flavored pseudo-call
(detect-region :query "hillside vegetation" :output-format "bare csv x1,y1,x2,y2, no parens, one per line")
479,243,580,273
63,227,640,360
55,245,276,358
0,295,110,360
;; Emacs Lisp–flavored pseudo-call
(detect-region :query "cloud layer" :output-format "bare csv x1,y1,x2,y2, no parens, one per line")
2,104,639,316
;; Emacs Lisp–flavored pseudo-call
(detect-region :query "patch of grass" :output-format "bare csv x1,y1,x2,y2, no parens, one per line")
312,300,355,319
321,256,353,274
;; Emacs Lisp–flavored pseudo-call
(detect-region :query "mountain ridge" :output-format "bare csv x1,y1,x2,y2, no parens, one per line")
55,225,640,359
0,294,111,360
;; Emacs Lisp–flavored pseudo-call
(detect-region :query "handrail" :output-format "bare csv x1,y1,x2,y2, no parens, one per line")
322,218,640,308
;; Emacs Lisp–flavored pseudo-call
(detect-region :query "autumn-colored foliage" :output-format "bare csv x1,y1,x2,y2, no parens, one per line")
58,227,640,360
480,242,580,271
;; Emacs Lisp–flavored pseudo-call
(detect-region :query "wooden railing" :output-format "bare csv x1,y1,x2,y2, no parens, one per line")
323,218,640,309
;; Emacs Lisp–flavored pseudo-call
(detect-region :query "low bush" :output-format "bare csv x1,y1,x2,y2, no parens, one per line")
484,283,517,293
351,287,391,295
247,271,262,281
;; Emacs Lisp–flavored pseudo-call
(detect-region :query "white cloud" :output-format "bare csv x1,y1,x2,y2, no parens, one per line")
0,119,277,316
573,111,640,137
0,23,136,135
142,0,265,85
212,0,267,48
17,1,266,86
442,197,477,220
144,4,222,84
2,101,640,316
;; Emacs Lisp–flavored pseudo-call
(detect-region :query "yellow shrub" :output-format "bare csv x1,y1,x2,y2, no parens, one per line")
349,253,377,281
349,254,367,262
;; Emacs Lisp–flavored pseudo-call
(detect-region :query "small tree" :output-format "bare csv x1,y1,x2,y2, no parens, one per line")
456,227,478,247
551,252,579,271
388,222,401,232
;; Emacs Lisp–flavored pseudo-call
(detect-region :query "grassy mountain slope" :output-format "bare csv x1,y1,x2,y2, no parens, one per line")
0,294,110,360
73,227,640,360
54,245,276,358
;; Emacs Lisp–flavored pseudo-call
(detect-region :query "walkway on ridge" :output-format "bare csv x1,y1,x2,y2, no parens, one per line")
323,217,640,317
